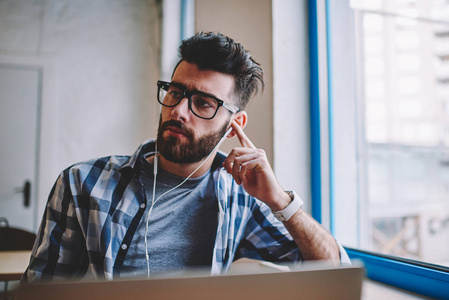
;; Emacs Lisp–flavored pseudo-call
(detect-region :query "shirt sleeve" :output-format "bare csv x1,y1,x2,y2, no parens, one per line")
21,168,88,283
236,198,351,265
235,198,302,263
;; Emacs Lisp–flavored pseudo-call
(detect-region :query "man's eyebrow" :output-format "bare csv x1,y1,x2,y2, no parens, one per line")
170,81,187,90
170,81,222,100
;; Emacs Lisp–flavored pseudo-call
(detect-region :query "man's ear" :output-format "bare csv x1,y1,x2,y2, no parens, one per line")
227,111,247,138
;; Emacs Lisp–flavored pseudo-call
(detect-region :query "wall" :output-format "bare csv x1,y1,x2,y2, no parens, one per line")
273,0,311,208
0,0,162,228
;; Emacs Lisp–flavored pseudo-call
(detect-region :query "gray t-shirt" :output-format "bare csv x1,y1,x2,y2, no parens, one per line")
120,153,218,278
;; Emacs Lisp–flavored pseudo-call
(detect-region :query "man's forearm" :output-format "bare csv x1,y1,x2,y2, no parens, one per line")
282,208,340,262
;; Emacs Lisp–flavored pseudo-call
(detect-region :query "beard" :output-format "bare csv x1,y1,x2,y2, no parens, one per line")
156,117,230,164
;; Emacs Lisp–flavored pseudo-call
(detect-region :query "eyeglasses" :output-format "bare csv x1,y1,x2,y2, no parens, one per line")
157,80,240,120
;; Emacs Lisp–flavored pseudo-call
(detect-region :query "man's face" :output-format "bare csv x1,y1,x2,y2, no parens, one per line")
157,61,236,164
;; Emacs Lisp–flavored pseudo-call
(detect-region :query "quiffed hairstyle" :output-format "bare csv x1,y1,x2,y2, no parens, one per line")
174,32,264,110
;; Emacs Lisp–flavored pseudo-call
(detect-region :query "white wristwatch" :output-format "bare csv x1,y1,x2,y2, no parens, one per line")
272,191,303,222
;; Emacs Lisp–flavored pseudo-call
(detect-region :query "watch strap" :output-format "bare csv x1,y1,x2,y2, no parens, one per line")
272,191,303,222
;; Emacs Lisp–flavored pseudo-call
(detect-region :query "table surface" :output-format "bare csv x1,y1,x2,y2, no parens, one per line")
0,250,31,281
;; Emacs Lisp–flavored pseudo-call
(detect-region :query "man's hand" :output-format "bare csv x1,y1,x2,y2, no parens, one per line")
223,120,290,211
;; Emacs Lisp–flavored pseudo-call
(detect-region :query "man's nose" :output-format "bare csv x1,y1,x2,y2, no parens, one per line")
170,97,191,122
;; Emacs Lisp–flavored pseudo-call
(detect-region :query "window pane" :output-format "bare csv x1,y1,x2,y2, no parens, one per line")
356,1,449,267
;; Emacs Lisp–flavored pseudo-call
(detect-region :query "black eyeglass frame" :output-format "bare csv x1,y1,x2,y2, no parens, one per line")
157,80,240,120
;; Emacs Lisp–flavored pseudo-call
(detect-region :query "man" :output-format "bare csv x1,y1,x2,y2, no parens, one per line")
23,32,349,282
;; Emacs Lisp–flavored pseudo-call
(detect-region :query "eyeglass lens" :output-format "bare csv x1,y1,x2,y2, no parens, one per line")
159,84,219,119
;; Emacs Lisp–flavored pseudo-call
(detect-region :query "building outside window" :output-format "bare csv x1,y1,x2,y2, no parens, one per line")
348,0,449,267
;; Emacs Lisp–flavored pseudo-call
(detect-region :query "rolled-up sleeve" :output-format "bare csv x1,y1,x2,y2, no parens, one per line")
236,199,351,265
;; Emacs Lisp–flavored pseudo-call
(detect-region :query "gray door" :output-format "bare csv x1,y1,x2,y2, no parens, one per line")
0,64,41,232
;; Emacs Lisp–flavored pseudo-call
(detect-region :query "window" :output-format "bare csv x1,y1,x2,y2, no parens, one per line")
355,0,449,267
314,0,449,297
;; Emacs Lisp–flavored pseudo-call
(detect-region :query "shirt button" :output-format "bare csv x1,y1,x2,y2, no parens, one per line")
121,244,128,250
140,203,146,209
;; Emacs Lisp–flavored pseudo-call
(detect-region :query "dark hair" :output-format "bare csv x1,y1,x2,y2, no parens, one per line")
174,32,264,110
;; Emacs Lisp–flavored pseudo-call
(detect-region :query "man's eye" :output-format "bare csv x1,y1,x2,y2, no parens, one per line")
169,90,182,98
197,98,213,107
193,97,217,110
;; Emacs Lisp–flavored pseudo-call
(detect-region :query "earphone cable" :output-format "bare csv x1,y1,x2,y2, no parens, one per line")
144,126,232,278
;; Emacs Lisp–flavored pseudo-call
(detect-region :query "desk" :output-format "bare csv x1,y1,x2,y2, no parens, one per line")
0,251,31,281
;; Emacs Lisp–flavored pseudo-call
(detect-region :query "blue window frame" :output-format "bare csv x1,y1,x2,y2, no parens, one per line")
308,0,322,224
347,248,449,299
180,0,194,41
308,0,449,298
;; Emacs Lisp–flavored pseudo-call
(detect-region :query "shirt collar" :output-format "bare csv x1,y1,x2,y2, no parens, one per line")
118,138,155,175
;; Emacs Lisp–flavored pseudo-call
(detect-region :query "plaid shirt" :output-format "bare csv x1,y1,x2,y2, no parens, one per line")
23,139,349,282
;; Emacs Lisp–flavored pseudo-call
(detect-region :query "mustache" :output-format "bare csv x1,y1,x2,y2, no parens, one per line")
159,119,194,139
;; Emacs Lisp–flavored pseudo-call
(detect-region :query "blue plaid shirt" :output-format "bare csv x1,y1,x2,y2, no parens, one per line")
23,139,349,282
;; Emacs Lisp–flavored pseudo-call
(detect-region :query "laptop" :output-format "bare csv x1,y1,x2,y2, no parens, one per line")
13,261,364,300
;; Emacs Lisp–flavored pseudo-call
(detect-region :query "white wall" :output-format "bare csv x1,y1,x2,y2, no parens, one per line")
0,0,162,228
273,0,311,209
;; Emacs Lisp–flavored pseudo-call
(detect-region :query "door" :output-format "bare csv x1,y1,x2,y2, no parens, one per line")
0,64,41,232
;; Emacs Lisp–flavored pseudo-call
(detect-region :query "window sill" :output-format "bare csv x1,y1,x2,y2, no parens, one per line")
363,279,430,300
346,248,449,299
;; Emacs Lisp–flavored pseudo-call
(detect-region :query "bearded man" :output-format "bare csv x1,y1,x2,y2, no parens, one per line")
23,32,349,282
